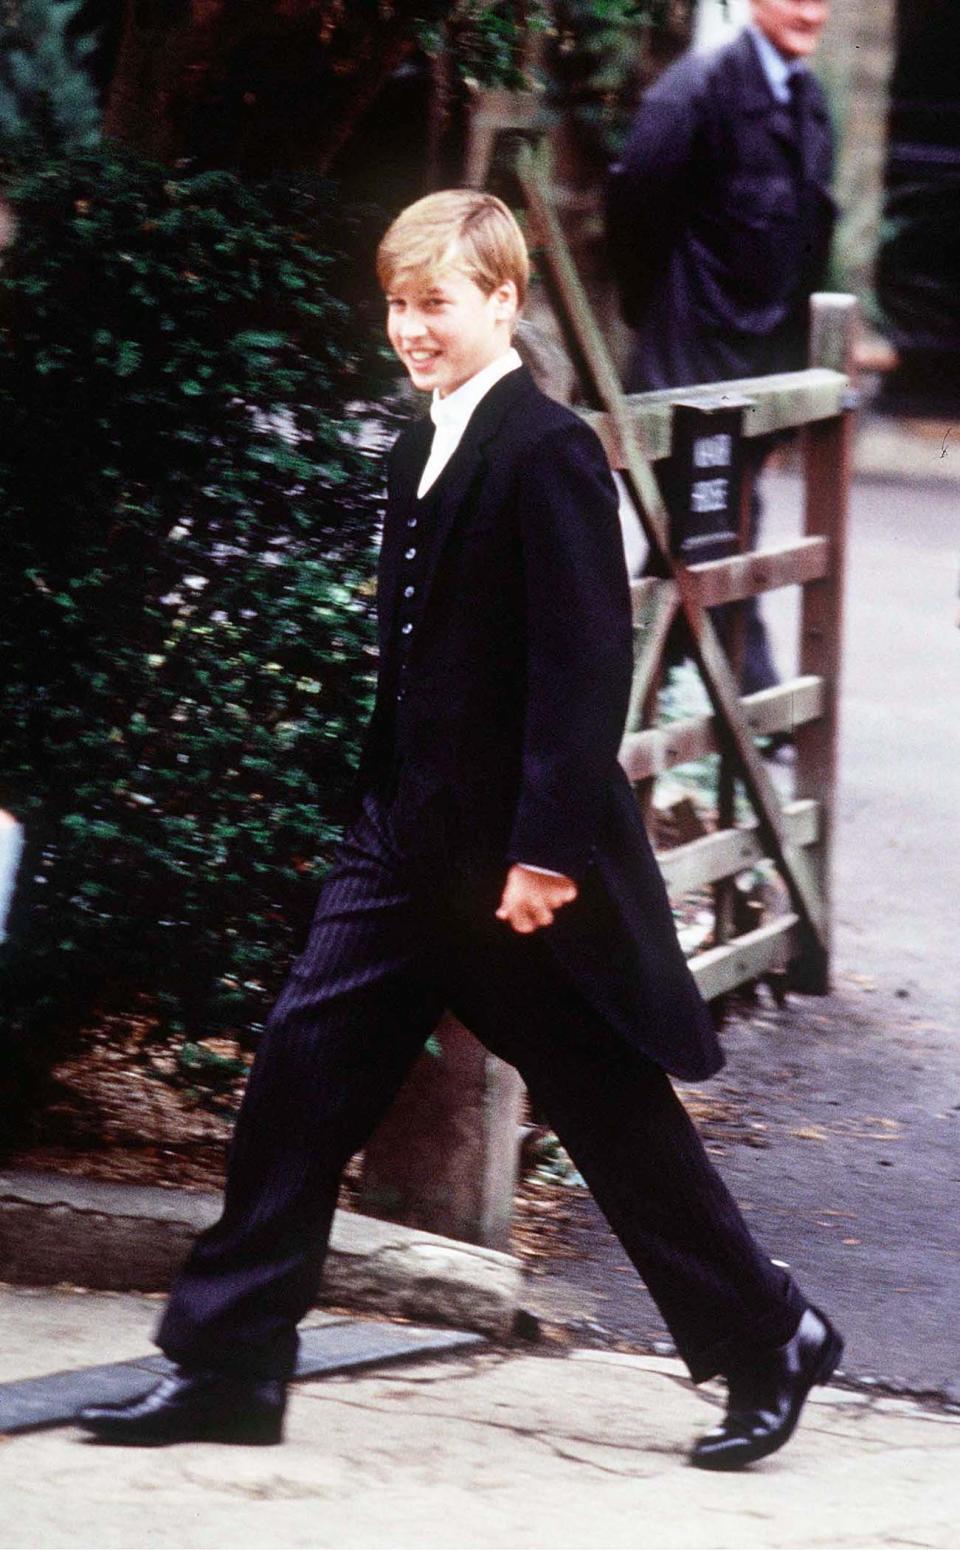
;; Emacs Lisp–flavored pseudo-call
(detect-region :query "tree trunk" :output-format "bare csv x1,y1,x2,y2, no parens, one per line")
103,0,196,162
101,0,450,173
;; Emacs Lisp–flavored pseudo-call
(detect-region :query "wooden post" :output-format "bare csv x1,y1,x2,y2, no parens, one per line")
461,87,546,188
793,294,858,991
359,1016,524,1251
625,578,679,734
713,454,755,966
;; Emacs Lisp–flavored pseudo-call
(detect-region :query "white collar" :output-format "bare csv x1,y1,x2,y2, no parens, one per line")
747,24,802,106
429,347,523,435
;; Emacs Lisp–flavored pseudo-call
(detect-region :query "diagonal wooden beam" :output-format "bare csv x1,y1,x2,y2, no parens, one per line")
516,143,829,950
627,578,679,732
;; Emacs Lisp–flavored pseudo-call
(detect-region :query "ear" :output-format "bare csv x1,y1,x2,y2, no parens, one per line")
492,279,519,324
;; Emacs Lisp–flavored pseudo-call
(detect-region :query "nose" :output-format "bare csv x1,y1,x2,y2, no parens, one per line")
397,311,427,344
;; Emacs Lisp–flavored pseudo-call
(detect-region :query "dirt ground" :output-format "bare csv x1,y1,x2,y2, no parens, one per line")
3,996,763,1283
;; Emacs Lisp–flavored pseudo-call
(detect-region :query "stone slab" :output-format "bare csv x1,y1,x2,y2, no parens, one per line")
294,1322,483,1380
0,1287,350,1384
0,1362,159,1435
0,1170,521,1338
0,1318,484,1436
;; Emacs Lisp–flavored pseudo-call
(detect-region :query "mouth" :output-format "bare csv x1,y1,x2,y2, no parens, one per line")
403,350,441,370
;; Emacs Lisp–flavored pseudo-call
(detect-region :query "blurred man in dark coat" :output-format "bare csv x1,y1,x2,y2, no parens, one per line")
607,0,836,694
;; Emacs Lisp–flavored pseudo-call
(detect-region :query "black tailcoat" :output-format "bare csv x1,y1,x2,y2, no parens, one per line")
358,366,722,1082
607,30,836,391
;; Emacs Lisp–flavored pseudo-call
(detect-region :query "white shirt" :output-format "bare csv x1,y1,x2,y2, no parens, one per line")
747,24,802,106
417,347,523,498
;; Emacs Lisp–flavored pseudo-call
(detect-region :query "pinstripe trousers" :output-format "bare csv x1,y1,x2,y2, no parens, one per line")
157,790,805,1384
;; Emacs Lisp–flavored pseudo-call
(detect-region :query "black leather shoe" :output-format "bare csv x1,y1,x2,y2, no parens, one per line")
77,1369,286,1446
690,1307,843,1471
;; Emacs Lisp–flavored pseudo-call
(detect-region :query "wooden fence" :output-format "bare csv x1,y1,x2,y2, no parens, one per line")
516,143,856,999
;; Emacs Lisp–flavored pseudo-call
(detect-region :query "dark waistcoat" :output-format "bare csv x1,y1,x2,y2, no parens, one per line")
366,451,444,793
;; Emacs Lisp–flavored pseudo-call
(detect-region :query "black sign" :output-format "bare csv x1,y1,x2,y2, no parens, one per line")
666,400,749,564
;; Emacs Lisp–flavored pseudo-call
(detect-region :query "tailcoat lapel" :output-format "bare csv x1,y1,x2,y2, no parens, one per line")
379,367,537,644
415,370,525,604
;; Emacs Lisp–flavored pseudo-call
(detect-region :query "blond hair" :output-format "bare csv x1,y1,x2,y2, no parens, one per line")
377,190,530,307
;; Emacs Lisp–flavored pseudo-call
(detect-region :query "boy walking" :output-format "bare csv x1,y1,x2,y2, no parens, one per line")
80,191,840,1469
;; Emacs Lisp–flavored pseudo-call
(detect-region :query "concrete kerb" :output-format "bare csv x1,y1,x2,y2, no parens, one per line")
0,1170,522,1340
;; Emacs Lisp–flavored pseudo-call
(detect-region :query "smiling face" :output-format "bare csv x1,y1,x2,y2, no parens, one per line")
386,267,518,398
750,0,829,59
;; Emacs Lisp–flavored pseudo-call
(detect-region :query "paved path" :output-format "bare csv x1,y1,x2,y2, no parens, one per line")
763,463,960,1024
0,1287,957,1550
526,985,960,1400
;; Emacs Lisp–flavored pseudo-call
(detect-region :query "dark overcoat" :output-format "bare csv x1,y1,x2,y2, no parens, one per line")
357,365,722,1081
607,29,836,391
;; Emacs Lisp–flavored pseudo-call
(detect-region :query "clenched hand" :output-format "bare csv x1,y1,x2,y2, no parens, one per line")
495,864,578,934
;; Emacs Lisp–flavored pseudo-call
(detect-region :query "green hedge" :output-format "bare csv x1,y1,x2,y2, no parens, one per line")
0,145,396,1136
